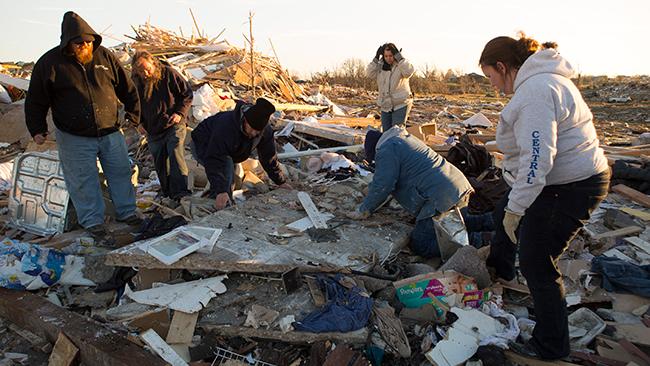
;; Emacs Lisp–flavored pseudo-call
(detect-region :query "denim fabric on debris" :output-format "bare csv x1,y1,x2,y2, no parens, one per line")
591,256,650,298
293,274,373,333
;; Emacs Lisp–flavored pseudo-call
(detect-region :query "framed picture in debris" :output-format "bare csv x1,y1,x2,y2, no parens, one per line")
146,227,205,265
186,225,222,254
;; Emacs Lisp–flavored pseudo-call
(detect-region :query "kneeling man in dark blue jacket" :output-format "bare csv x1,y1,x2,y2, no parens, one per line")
191,98,292,209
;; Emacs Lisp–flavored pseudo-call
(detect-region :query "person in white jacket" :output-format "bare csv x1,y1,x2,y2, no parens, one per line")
479,34,610,360
367,43,415,131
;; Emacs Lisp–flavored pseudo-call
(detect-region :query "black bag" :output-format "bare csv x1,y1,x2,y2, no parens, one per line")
446,135,493,178
447,135,507,213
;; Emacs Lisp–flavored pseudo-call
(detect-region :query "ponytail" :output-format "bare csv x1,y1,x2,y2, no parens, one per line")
479,32,557,69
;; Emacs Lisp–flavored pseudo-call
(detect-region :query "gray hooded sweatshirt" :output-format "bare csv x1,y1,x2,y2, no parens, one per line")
497,49,609,215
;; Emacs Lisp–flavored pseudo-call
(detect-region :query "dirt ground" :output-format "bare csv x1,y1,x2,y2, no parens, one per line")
321,75,650,145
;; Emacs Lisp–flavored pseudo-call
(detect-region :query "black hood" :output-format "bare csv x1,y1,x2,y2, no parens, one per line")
59,11,102,51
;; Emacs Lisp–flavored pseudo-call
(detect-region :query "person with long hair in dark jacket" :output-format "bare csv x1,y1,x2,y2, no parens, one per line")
131,50,193,204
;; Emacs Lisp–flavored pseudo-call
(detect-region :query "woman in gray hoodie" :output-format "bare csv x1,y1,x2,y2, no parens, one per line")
478,34,610,360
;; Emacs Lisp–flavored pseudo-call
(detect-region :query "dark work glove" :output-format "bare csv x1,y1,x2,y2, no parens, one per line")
394,51,404,62
375,45,384,60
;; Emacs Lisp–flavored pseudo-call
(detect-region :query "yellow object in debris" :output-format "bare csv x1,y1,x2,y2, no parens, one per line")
620,206,650,221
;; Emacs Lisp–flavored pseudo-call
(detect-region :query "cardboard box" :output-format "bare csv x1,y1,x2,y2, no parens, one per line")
393,271,488,313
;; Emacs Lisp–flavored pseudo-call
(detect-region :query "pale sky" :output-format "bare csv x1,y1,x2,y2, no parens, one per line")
1,0,648,77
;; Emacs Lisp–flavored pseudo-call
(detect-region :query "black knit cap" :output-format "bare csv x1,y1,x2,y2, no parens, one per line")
364,129,383,163
244,98,276,131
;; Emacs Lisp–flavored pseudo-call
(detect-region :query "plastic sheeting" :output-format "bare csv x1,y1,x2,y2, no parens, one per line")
0,238,95,290
191,84,236,122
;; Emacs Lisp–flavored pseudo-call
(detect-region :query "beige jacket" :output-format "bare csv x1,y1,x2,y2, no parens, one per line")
367,58,415,112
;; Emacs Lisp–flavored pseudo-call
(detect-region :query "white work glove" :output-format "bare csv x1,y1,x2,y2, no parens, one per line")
503,209,523,244
346,209,370,220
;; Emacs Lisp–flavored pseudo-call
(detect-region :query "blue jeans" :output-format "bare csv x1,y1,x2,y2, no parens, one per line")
380,105,411,132
55,129,136,228
148,126,190,199
461,207,495,248
410,209,495,258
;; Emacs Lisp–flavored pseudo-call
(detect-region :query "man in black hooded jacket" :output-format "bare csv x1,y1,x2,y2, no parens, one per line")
24,11,141,246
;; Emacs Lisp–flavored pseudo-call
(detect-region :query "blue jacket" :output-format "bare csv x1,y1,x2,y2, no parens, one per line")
360,130,473,221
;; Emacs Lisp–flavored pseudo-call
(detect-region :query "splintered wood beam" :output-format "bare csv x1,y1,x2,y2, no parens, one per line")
0,288,166,366
297,191,328,229
201,325,368,345
612,184,650,208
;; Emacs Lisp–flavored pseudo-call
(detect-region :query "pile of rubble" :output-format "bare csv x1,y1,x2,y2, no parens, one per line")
111,22,305,106
0,100,649,366
1,20,650,366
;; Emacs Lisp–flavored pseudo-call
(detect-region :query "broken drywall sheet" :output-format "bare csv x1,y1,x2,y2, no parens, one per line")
127,276,227,313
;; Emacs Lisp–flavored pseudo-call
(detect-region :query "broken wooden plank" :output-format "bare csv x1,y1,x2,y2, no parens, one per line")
620,207,650,221
274,103,329,113
319,117,380,129
612,324,650,346
612,184,650,208
624,236,650,255
8,324,52,353
297,191,328,229
597,338,648,366
0,288,166,366
505,350,581,366
140,329,188,366
125,308,170,338
166,311,198,345
277,144,363,159
619,339,650,365
201,325,368,345
592,226,644,240
48,332,79,366
570,351,628,366
275,119,364,145
602,147,650,157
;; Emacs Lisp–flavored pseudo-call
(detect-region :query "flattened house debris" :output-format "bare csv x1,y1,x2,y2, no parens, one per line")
1,12,650,366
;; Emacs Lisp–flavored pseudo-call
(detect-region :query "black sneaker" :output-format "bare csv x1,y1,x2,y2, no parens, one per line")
87,225,116,248
117,214,143,227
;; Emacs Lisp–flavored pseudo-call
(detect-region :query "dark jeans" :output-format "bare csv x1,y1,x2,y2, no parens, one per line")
410,208,496,258
487,170,610,359
148,125,191,199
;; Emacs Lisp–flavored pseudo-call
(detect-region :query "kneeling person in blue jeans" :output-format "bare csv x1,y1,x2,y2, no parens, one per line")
24,11,142,246
348,127,474,257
